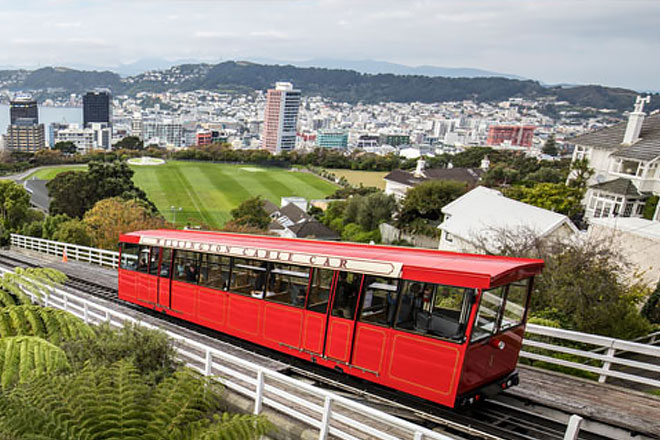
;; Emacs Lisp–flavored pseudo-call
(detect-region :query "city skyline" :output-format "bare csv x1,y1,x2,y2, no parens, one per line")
0,1,657,91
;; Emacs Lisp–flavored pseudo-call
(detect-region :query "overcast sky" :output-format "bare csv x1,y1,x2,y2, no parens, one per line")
1,0,658,91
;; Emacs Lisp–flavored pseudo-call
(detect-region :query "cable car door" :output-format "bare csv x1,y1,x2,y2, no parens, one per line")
155,248,173,310
322,272,363,364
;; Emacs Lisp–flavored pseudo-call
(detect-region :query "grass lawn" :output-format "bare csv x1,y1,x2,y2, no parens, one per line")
130,161,338,228
324,169,388,189
24,165,88,180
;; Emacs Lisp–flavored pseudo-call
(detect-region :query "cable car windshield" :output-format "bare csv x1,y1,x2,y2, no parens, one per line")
471,278,531,342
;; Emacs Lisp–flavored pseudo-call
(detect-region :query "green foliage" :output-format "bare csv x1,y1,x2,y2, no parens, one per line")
532,240,652,339
0,181,31,239
344,192,396,231
51,219,93,246
641,282,660,324
114,136,144,151
0,336,71,388
398,180,467,226
0,360,271,439
505,183,584,217
0,267,67,305
542,135,558,156
643,195,659,220
47,160,156,218
525,167,566,184
0,305,93,344
42,213,73,239
228,196,270,230
482,164,520,186
341,223,380,243
61,323,178,385
53,141,78,155
567,158,594,191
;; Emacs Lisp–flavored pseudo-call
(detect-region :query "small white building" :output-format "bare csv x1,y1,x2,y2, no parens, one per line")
437,186,578,254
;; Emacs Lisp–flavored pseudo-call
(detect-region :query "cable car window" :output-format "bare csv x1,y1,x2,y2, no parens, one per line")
148,247,161,276
120,243,139,270
229,258,268,297
264,263,310,308
159,248,172,278
307,268,333,314
199,254,230,290
471,286,505,341
358,276,399,326
173,251,200,284
331,272,362,320
500,279,530,331
396,281,472,342
136,246,151,273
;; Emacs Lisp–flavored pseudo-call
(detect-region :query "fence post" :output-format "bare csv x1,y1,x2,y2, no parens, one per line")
63,294,68,311
83,303,89,323
204,350,213,376
414,432,423,440
254,369,265,415
563,415,583,440
318,396,333,440
599,346,616,383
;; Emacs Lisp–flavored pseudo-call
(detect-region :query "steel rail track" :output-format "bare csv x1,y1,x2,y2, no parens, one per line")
0,251,614,440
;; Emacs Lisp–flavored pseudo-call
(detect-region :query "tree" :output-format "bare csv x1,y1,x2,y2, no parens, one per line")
47,171,93,218
53,141,78,155
0,361,271,439
114,136,144,151
505,183,584,217
350,192,396,231
398,180,468,226
42,213,73,240
83,197,167,250
228,196,270,230
567,158,594,191
641,282,660,324
482,163,520,186
51,219,93,246
542,135,558,156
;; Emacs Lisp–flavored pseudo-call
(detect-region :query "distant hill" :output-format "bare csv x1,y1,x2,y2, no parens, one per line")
1,61,657,113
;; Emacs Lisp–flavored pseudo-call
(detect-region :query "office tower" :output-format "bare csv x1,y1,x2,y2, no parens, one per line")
317,129,348,149
83,90,112,127
10,95,38,124
6,120,45,152
261,82,301,153
487,125,536,147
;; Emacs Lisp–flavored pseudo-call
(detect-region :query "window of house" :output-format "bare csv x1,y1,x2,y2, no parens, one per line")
620,160,640,176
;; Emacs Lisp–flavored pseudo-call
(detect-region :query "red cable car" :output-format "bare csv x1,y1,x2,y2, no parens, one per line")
118,229,543,408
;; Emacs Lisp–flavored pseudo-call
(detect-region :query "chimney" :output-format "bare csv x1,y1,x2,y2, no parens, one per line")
623,95,650,145
480,155,490,171
414,157,426,177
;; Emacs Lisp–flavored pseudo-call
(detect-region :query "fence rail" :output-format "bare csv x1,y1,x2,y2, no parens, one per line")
9,233,660,391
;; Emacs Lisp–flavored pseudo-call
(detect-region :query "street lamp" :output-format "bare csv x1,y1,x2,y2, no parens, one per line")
170,206,182,226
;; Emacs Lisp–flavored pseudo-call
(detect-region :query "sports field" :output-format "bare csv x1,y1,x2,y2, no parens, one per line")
325,169,388,189
18,161,338,229
130,161,338,228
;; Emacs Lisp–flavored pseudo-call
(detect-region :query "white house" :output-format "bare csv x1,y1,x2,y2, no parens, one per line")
587,217,660,287
437,186,578,254
569,96,660,221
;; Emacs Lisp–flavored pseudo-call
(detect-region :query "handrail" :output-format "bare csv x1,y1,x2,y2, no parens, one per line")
9,233,660,390
0,264,458,440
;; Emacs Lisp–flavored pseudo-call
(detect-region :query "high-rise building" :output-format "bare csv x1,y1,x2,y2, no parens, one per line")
142,118,183,148
10,95,38,125
83,90,112,127
261,82,301,153
6,119,45,152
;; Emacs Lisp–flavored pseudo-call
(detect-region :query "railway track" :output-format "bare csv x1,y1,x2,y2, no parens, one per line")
0,252,615,440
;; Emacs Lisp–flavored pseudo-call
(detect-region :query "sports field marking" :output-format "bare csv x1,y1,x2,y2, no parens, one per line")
240,167,265,172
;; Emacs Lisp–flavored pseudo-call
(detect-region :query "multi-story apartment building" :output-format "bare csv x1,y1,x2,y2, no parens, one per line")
569,96,660,221
142,118,183,148
487,125,535,147
261,82,301,153
54,123,111,153
316,129,348,149
5,120,45,152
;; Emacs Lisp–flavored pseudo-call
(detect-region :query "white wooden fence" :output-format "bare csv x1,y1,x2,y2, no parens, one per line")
9,234,660,390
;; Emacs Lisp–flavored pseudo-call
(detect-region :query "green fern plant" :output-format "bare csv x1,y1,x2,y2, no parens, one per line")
0,267,91,388
0,360,272,440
